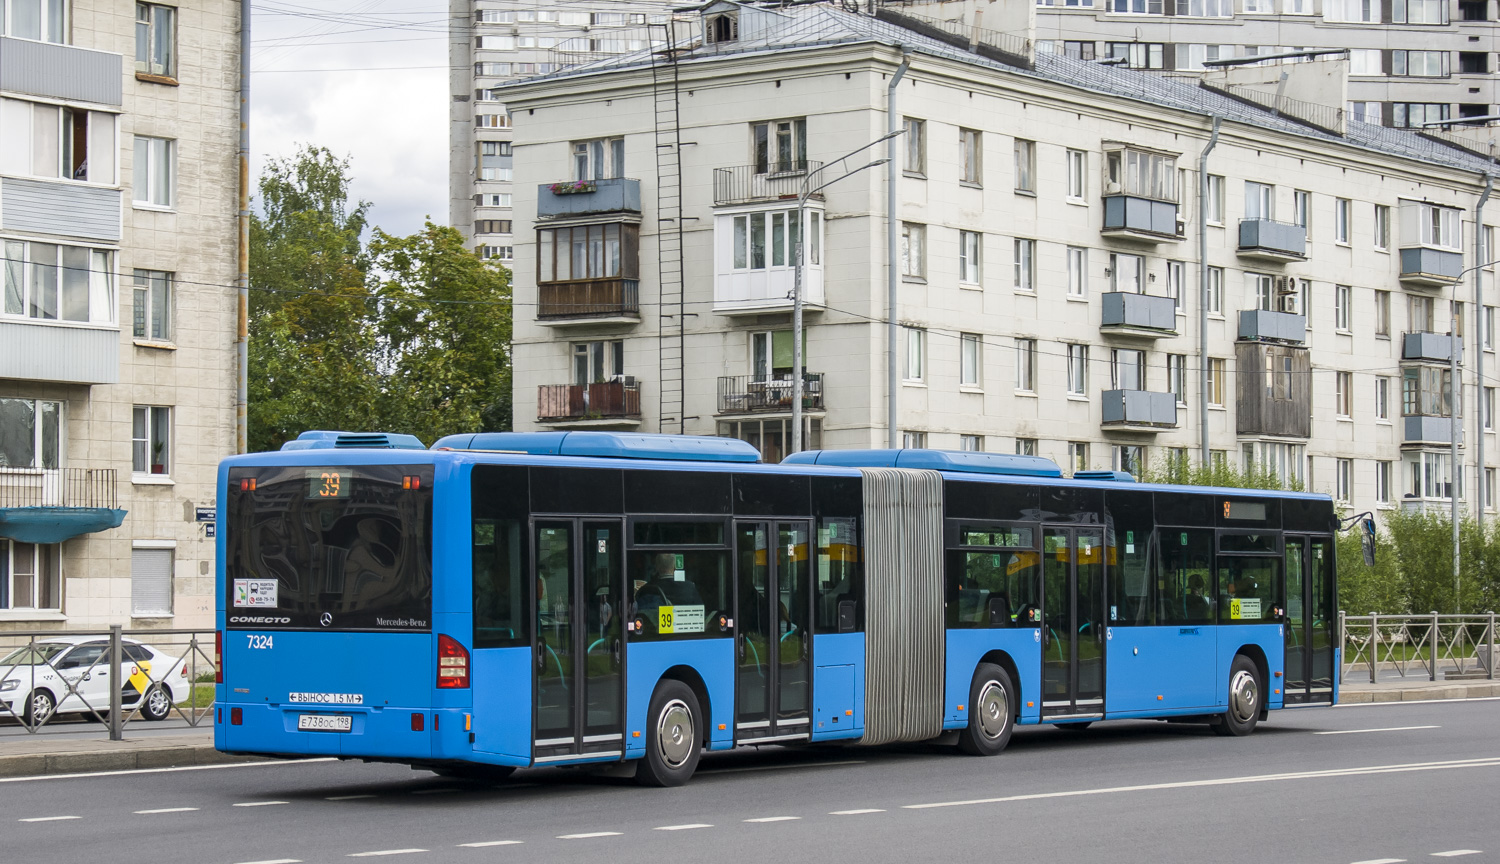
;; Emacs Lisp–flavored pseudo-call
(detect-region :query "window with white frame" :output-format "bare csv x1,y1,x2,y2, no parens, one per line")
1394,0,1448,23
1487,468,1496,510
1401,200,1462,250
1335,285,1352,332
960,333,981,387
959,231,982,284
1486,306,1495,349
726,209,818,272
1068,441,1089,474
1014,139,1036,193
1393,103,1448,128
131,545,173,617
1376,376,1391,420
573,138,624,181
1245,181,1274,220
1326,0,1376,20
1336,371,1353,417
1067,247,1088,297
132,135,173,207
1486,386,1496,430
135,3,176,77
1109,0,1164,15
477,193,511,208
1348,49,1382,75
1410,451,1457,499
1109,252,1143,294
1207,266,1224,314
1016,438,1038,457
1164,260,1185,311
573,340,624,384
1014,239,1035,292
0,540,61,611
1393,50,1449,77
1181,44,1236,71
476,245,513,261
475,113,510,129
1183,0,1232,15
960,128,982,185
477,141,510,182
752,118,810,175
2,0,66,42
1114,445,1145,476
1349,102,1384,125
903,431,927,449
1291,190,1310,229
1376,460,1391,504
1016,338,1037,391
1168,354,1187,404
2,240,115,324
1334,198,1350,243
1374,205,1391,249
905,327,926,382
1248,273,1276,312
1207,358,1226,405
1112,348,1144,390
131,405,171,477
1410,295,1436,331
0,99,117,184
1067,344,1088,395
1205,174,1225,224
901,222,925,277
132,269,171,341
902,117,925,175
0,398,61,469
1336,458,1352,502
1065,149,1085,199
1104,147,1176,200
960,434,983,452
1243,440,1305,487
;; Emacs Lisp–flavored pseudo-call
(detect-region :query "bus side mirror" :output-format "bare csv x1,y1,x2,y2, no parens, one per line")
1362,518,1376,567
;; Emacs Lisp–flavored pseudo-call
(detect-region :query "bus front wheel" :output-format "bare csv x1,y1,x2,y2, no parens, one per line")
957,663,1014,756
1212,655,1261,737
636,679,702,787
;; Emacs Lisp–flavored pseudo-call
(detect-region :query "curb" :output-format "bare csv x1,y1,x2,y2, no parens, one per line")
1337,681,1500,703
0,742,269,779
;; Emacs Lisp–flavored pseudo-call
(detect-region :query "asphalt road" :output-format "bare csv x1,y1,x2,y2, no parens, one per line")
3,699,1497,864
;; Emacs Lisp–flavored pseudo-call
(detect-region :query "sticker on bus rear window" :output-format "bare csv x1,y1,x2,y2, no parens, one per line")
656,604,705,634
1230,598,1261,619
233,579,278,608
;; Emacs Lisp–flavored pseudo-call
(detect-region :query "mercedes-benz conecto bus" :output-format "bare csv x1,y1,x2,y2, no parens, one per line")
215,430,1337,786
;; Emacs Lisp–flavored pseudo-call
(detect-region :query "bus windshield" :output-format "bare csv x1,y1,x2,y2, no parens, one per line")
225,464,434,631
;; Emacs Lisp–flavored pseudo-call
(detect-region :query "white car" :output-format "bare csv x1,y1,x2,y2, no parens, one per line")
0,636,191,726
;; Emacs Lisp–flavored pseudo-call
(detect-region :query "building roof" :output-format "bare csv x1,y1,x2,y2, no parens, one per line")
514,1,1496,179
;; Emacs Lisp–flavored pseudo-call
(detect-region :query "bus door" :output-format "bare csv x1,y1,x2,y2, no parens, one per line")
734,521,812,743
1283,534,1334,704
532,519,626,762
1041,527,1106,718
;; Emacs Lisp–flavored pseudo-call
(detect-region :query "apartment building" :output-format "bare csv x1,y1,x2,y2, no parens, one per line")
0,0,241,631
447,0,679,260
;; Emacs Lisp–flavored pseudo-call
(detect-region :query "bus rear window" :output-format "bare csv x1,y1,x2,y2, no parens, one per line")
225,465,433,631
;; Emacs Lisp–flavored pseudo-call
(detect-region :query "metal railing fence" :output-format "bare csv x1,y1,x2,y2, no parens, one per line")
1339,612,1496,684
0,626,217,739
0,467,118,508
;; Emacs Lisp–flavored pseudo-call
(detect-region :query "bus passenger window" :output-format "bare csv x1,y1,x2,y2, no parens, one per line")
473,519,527,648
945,535,1040,630
1158,529,1213,625
1218,554,1280,625
628,549,729,641
815,518,861,633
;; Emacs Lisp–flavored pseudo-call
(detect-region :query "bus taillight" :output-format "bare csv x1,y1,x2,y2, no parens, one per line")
216,630,223,684
437,634,469,688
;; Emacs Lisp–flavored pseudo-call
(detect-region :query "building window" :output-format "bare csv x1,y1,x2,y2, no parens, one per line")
0,398,61,469
1016,438,1038,457
1168,354,1187,404
902,117,925,175
1393,50,1449,77
1292,190,1311,228
1207,358,1225,406
1014,139,1036,193
1203,174,1225,224
476,245,513,261
1335,198,1351,243
1016,339,1037,392
1393,103,1449,128
1062,40,1096,59
905,327,926,382
1067,344,1088,396
132,405,170,476
131,270,171,341
135,3,176,77
1014,239,1035,292
1112,348,1144,390
1162,260,1184,311
1487,468,1497,510
1486,386,1496,430
1394,0,1449,23
1182,0,1232,15
1402,366,1453,417
1068,441,1089,474
1106,42,1165,68
1410,451,1457,500
1067,247,1088,297
476,193,512,208
720,418,820,463
752,119,806,174
1336,371,1353,417
960,434,983,452
573,138,624,181
475,113,510,129
900,223,925,277
132,136,174,208
1109,253,1143,294
477,141,510,181
1335,285,1352,332
131,546,173,617
1402,200,1463,250
1372,205,1390,251
1348,102,1384,125
959,231,982,284
960,333,981,387
903,431,927,449
1248,273,1275,312
1104,148,1176,201
0,541,61,611
573,340,624,384
1065,149,1085,199
1375,290,1391,337
1411,294,1436,331
960,128,982,185
1244,181,1274,220
1335,459,1352,502
727,209,819,272
1375,460,1392,504
1206,266,1223,314
1114,445,1144,476
2,240,115,324
1326,0,1377,20
1487,306,1496,350
1244,440,1306,488
0,98,118,184
538,223,639,283
1376,376,1390,420
474,220,512,235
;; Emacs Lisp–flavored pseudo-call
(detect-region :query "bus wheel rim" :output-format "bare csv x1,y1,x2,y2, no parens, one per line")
1229,670,1258,722
977,680,1008,740
657,699,693,768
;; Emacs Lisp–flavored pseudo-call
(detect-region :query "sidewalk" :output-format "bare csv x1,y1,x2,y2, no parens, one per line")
0,730,260,779
1337,676,1500,703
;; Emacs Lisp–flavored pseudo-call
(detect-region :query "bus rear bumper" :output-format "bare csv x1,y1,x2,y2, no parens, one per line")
216,701,443,760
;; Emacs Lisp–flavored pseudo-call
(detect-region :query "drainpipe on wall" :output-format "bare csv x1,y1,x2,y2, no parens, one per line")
236,0,251,454
1197,116,1221,466
887,49,910,449
1476,174,1492,536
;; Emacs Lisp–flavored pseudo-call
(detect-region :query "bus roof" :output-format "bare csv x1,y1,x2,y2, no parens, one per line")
431,431,762,463
783,448,1063,478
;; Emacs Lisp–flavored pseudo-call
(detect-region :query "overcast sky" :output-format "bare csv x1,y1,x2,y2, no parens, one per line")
252,0,450,237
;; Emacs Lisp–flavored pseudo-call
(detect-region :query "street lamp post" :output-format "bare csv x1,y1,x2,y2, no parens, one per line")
1442,257,1500,611
788,131,904,455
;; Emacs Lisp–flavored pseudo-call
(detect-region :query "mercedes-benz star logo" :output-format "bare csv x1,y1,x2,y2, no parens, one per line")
320,612,333,627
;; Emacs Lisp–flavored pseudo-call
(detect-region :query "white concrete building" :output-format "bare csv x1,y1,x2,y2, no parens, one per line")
0,0,241,631
498,1,1500,524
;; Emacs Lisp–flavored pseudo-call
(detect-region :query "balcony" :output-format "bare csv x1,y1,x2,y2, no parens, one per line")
536,177,641,220
717,374,824,416
537,279,640,326
0,37,122,105
1101,195,1180,243
1402,331,1460,363
1238,309,1307,344
1404,415,1460,446
0,177,122,243
712,162,824,207
0,468,124,544
0,320,119,384
1100,292,1177,338
1400,247,1463,287
1237,219,1307,262
1101,389,1179,431
536,380,642,426
1235,342,1311,438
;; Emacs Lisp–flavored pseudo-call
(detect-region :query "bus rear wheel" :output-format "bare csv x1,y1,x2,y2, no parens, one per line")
957,663,1014,757
636,680,701,787
1212,655,1261,737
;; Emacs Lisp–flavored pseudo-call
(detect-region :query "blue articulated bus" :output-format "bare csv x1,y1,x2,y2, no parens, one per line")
215,430,1337,786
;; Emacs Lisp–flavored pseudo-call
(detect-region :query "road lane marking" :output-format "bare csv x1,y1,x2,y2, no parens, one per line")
1431,852,1483,857
700,760,864,775
326,795,377,801
558,832,622,839
18,815,80,822
744,816,801,823
1315,726,1440,735
830,809,885,815
1350,859,1406,863
234,859,302,864
901,756,1500,810
348,851,427,857
0,758,338,784
135,807,199,814
233,801,289,807
457,841,523,847
655,824,712,831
